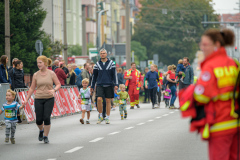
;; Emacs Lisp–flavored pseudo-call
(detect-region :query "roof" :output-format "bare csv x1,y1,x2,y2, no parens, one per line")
220,13,240,27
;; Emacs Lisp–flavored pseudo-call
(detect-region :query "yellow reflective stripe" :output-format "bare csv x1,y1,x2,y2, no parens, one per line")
194,93,210,104
212,91,238,101
180,101,191,111
231,99,239,118
210,119,240,132
202,124,210,139
130,102,135,106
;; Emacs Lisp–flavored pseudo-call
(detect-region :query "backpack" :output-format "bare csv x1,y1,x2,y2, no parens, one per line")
76,72,82,87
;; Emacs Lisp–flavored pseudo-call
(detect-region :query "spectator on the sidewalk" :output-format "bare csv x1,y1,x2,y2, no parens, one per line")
47,58,52,70
61,61,69,77
81,63,90,80
0,55,11,85
181,57,194,89
52,60,59,71
55,64,67,86
8,58,19,73
67,64,76,85
89,65,93,86
72,64,81,76
9,60,26,90
117,68,124,85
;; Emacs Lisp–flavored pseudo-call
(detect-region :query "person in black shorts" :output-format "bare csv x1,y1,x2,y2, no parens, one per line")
90,48,118,124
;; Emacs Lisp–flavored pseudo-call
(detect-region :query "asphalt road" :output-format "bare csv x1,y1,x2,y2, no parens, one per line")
0,102,208,160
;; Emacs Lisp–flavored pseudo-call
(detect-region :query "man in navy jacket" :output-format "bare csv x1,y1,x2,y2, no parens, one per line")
91,48,118,124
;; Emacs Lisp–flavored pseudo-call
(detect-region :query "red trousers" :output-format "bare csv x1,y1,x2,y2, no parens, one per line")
128,85,139,107
209,132,240,160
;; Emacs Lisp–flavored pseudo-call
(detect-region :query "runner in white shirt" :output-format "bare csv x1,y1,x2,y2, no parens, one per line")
78,78,91,124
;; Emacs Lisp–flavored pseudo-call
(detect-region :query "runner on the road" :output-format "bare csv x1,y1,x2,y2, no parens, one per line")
24,55,61,143
91,48,118,124
78,78,91,124
0,89,25,144
115,84,129,120
124,62,142,109
145,64,159,109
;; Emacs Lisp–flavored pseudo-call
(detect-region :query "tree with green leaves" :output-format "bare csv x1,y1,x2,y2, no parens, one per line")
132,0,219,65
131,41,147,65
0,0,48,74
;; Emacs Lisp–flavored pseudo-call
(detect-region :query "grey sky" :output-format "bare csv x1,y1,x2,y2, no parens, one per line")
212,0,239,14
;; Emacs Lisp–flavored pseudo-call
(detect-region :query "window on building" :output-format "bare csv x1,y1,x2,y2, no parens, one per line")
114,9,117,21
66,0,71,10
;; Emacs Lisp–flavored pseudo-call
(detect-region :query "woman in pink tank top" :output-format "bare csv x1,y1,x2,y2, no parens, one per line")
23,56,61,143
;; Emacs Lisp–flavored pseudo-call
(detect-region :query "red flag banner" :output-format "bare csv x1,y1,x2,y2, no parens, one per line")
63,88,75,113
58,89,71,114
68,88,81,112
55,91,66,115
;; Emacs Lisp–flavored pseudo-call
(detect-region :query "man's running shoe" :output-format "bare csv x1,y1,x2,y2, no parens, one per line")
43,137,49,143
5,137,9,143
80,118,84,124
136,104,140,108
130,107,134,109
111,108,116,111
10,138,15,144
152,105,155,109
97,117,104,124
105,118,110,124
39,130,44,141
86,120,90,124
158,103,160,107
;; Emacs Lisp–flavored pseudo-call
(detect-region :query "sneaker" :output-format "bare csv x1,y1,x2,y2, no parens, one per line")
10,138,15,144
136,104,140,108
5,137,9,143
152,105,155,109
158,103,160,107
130,107,134,109
80,118,84,124
86,120,90,124
121,117,124,120
97,117,104,124
111,108,116,111
105,118,110,124
124,115,127,119
43,137,49,143
39,130,44,141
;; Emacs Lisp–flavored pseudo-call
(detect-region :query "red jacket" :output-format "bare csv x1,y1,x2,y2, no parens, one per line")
55,68,67,85
180,47,239,139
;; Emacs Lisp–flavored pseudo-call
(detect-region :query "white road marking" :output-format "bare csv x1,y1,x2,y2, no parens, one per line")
47,159,56,160
137,123,145,125
108,131,120,135
89,137,104,142
125,127,134,130
148,119,154,122
65,146,83,153
170,112,174,114
163,114,169,116
155,117,161,119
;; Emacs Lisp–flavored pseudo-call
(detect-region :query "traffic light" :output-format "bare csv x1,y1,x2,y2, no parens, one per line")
235,46,237,51
97,2,104,11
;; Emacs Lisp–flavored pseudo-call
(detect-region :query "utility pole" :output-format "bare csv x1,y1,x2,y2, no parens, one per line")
234,0,240,13
234,0,240,54
5,0,10,66
63,0,68,64
82,5,87,56
125,0,131,69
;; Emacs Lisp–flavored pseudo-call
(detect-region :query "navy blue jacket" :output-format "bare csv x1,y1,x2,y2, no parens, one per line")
91,59,118,88
0,64,11,84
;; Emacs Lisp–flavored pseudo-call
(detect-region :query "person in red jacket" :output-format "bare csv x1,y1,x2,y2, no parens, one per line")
180,29,240,160
55,63,67,86
124,62,143,109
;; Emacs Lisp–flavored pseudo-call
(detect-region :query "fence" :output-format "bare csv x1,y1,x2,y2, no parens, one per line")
0,83,10,123
1,85,82,124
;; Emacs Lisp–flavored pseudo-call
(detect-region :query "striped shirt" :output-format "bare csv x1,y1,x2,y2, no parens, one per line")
1,101,20,122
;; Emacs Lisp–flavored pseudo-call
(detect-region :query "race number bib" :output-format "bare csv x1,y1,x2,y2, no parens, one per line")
5,109,16,119
81,99,89,105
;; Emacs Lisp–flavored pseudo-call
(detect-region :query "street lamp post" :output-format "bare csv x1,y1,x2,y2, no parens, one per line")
97,10,108,51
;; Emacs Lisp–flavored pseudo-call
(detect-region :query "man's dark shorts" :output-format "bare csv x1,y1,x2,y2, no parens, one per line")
96,86,114,98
